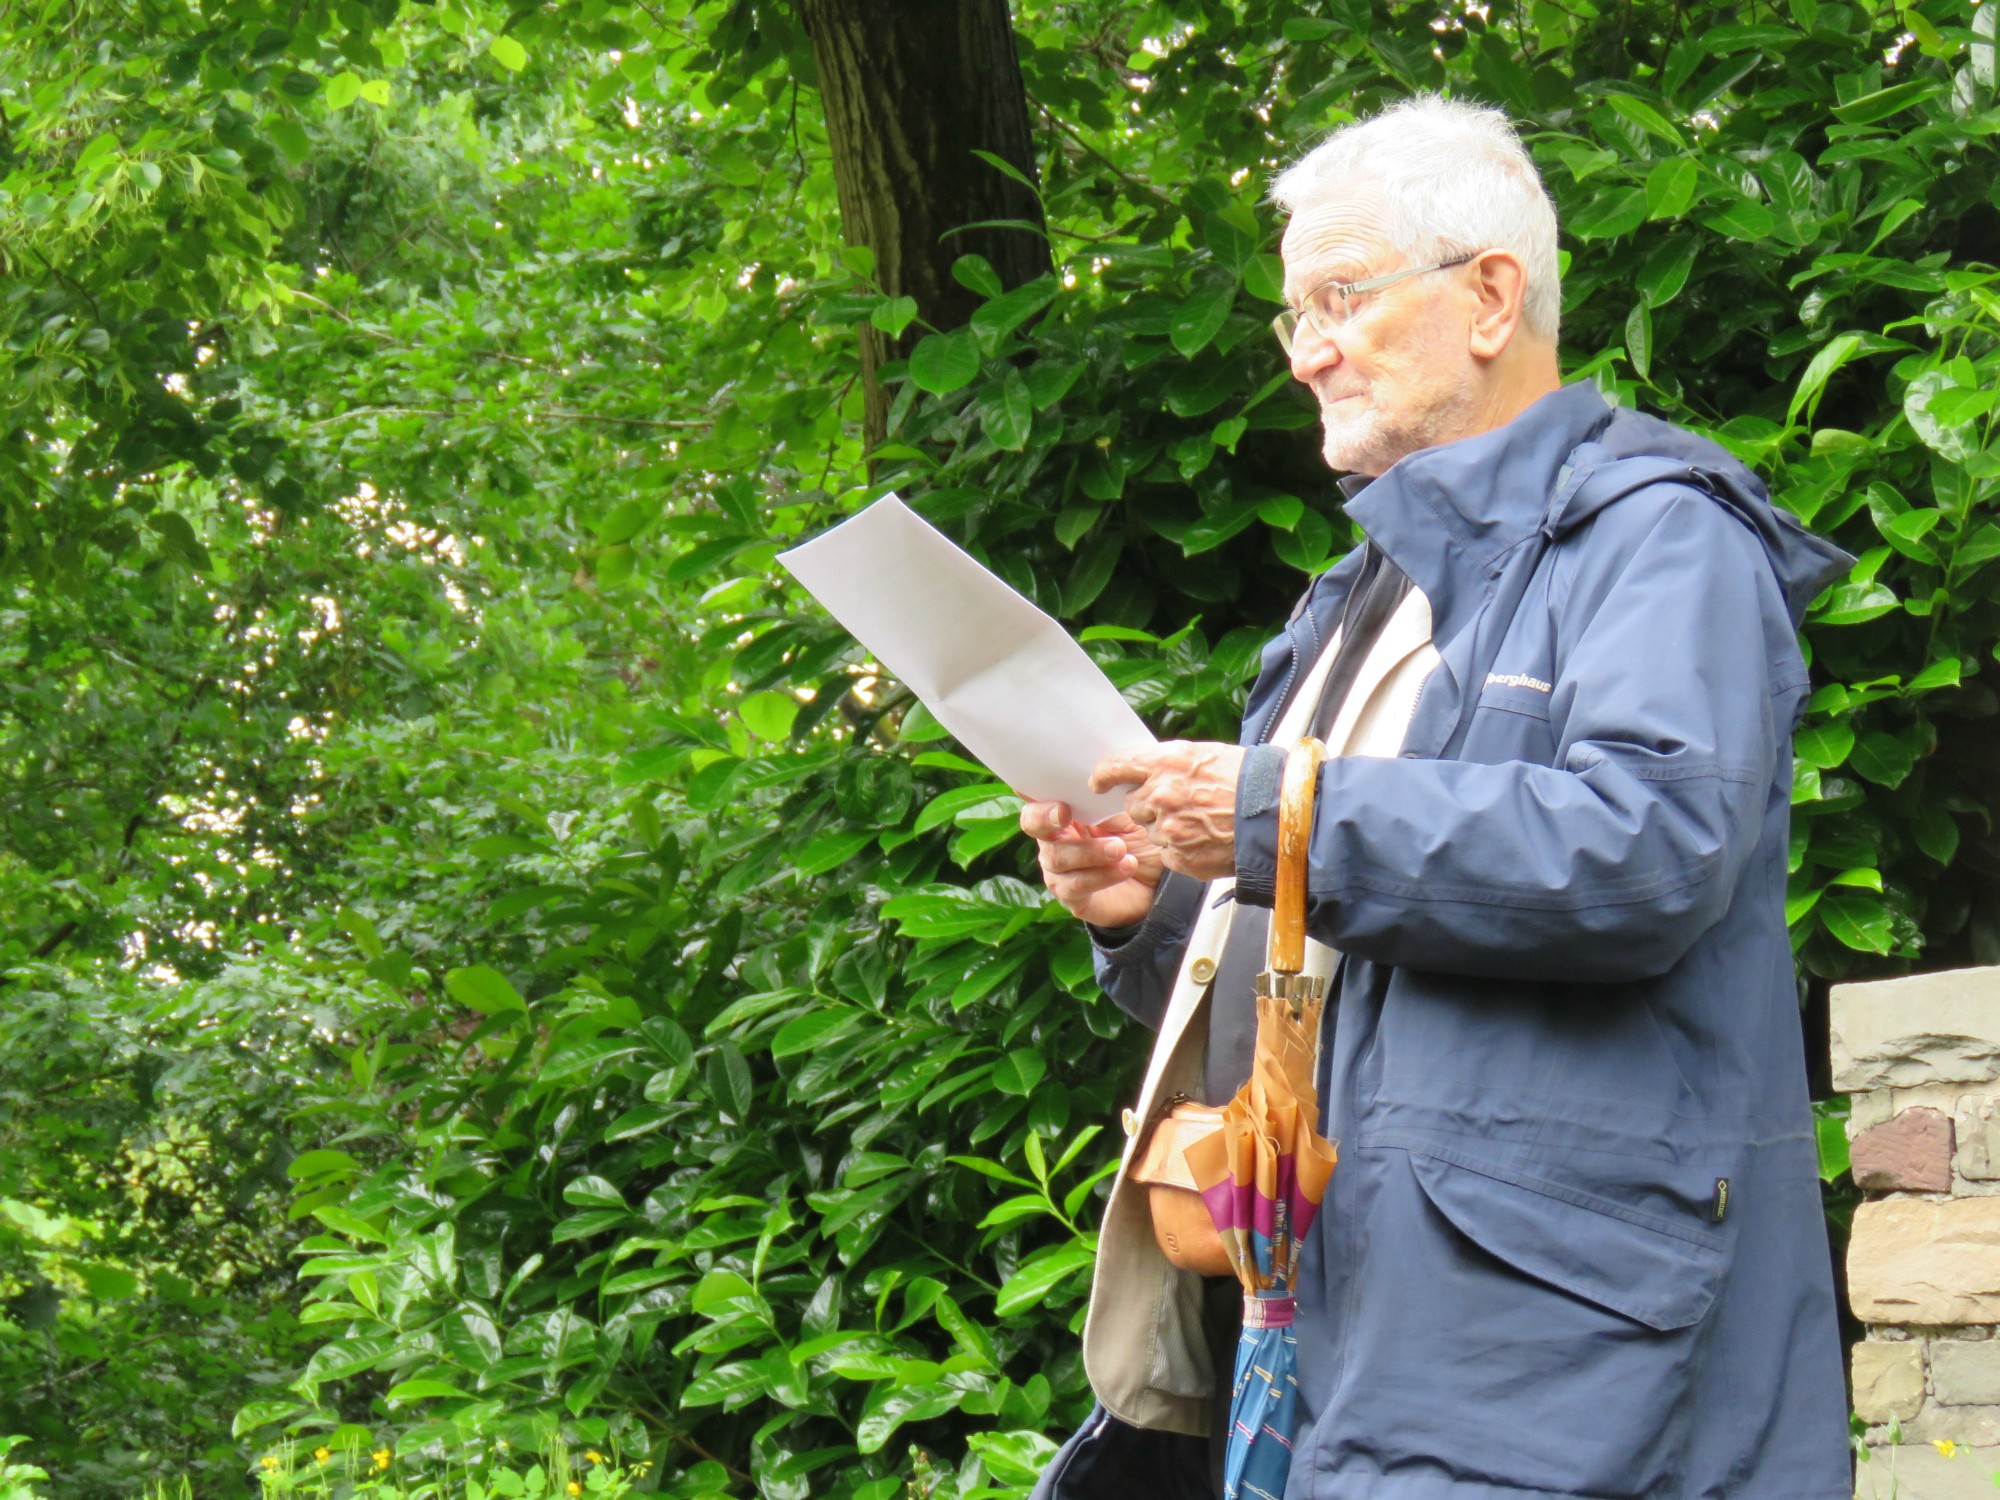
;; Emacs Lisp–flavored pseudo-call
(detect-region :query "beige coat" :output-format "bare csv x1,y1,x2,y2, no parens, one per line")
1080,586,1440,1435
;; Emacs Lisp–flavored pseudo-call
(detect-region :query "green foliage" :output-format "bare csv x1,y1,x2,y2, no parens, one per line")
245,1434,652,1499
0,967,322,1494
0,1437,50,1500
1,0,1995,1493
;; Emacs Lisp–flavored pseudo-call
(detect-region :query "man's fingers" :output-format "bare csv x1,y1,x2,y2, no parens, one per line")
1088,749,1161,794
1078,810,1142,838
1018,800,1073,839
1041,835,1127,875
1050,858,1140,902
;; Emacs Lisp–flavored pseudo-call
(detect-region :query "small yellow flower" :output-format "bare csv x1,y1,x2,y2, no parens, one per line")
1934,1438,1960,1458
314,1447,332,1465
585,1450,604,1465
374,1449,392,1471
567,1484,582,1497
633,1462,651,1475
260,1456,281,1472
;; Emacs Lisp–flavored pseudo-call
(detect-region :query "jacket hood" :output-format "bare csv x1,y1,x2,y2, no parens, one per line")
1344,382,1853,633
1558,404,1855,625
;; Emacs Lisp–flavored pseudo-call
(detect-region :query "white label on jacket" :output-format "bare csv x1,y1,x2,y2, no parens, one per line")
1485,670,1553,693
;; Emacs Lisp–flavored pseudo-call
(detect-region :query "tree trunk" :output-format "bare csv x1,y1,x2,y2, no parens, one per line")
796,0,1049,449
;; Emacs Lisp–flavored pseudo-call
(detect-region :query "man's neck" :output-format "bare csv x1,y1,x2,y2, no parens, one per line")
1466,348,1564,440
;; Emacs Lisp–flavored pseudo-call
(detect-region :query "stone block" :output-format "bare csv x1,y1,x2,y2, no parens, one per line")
1853,1107,1955,1192
1935,1342,2000,1406
1857,1441,2000,1499
1851,1090,1895,1138
1850,1198,2000,1324
1855,1340,1927,1422
1959,1098,2000,1182
1900,1083,1984,1114
1833,966,2000,1092
1903,1406,2000,1447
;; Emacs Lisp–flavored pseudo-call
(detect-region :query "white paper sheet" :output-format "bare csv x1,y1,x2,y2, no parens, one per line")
778,495,1155,822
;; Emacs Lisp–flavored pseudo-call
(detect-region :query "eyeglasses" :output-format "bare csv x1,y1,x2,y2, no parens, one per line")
1272,254,1480,356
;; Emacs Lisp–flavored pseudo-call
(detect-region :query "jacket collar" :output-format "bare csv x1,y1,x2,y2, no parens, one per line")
1340,382,1614,645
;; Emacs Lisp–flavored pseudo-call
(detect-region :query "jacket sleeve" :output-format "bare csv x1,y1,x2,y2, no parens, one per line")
1234,490,1785,984
1088,870,1205,1029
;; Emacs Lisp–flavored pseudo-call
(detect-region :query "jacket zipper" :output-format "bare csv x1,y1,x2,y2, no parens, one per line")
1401,663,1430,751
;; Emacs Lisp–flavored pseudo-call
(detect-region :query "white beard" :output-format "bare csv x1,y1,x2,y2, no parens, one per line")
1317,382,1478,477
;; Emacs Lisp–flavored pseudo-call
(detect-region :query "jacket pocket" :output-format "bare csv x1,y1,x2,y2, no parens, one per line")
1475,676,1555,720
1404,1149,1727,1331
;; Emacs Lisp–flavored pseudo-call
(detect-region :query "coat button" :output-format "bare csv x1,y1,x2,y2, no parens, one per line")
1121,1108,1139,1137
1190,956,1218,984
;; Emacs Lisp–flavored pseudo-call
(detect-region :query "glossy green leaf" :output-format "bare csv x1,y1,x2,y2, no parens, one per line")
707,1044,755,1124
907,330,980,394
980,368,1035,451
969,278,1057,344
1625,303,1653,379
488,34,528,72
1818,894,1895,953
445,965,528,1016
1788,332,1862,423
1605,93,1686,148
1568,187,1648,240
1170,284,1234,357
1849,732,1918,788
992,1049,1047,1097
737,690,798,741
1699,196,1776,241
1644,157,1698,220
325,70,362,109
870,296,918,338
992,1242,1093,1317
1792,722,1854,770
1636,236,1699,307
1831,79,1942,124
1813,1100,1850,1183
771,1009,861,1058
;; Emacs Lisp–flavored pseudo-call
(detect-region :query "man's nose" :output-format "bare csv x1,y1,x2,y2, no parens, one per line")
1289,320,1341,384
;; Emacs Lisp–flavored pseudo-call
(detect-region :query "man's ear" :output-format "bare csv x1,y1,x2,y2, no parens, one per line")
1466,250,1530,360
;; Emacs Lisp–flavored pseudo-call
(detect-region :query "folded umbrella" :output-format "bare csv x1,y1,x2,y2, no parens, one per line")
1185,739,1339,1500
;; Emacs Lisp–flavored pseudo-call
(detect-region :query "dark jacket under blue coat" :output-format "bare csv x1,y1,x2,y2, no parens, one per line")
1041,383,1854,1500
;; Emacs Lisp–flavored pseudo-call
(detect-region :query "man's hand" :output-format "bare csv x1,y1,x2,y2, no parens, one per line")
1020,802,1164,929
1090,740,1246,882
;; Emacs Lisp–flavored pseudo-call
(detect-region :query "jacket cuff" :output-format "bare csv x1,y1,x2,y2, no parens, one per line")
1090,869,1203,967
1233,743,1288,908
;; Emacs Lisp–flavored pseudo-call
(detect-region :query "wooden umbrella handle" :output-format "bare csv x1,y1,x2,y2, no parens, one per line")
1269,737,1328,976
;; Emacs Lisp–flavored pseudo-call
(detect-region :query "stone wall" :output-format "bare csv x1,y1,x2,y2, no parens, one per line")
1838,964,2000,1499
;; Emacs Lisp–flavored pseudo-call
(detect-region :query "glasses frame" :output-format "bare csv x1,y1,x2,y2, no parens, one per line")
1273,253,1482,355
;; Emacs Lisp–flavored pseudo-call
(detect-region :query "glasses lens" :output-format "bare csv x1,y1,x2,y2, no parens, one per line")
1273,310,1296,355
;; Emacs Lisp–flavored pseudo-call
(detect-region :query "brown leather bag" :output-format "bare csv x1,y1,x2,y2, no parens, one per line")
1131,1099,1231,1275
1129,738,1327,1277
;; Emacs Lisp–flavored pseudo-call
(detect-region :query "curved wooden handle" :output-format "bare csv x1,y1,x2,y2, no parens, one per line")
1269,737,1327,975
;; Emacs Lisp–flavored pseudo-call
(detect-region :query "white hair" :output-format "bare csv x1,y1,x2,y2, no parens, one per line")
1271,94,1562,342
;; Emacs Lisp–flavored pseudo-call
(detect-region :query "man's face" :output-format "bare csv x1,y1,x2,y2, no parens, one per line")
1279,189,1479,477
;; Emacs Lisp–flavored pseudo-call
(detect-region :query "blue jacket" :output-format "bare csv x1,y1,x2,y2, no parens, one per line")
1048,383,1853,1500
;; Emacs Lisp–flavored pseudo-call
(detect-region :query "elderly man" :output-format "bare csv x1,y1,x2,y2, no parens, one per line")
1023,97,1853,1500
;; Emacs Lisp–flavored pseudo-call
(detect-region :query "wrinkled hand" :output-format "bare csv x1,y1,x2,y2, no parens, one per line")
1019,801,1164,929
1089,740,1245,882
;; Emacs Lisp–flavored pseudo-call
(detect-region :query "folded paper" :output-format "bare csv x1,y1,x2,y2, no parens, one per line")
778,495,1155,822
